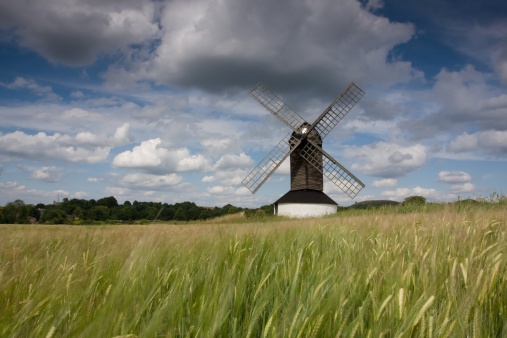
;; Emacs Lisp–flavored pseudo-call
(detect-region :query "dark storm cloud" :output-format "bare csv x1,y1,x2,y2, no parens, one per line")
0,0,421,99
103,0,418,97
0,0,160,66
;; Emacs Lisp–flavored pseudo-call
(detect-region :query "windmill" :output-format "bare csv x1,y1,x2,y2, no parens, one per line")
242,82,365,217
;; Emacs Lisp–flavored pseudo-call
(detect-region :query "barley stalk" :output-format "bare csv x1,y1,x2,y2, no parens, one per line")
412,295,435,328
263,313,274,338
450,259,457,290
366,267,378,285
288,304,303,337
489,260,500,291
428,315,434,338
309,314,324,338
441,320,456,338
45,326,56,338
349,321,360,338
459,262,468,288
398,288,404,320
473,307,479,338
376,294,393,321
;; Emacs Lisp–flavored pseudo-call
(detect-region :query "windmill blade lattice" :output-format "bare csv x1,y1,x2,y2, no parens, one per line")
299,140,365,198
242,132,302,193
311,83,364,139
250,83,307,133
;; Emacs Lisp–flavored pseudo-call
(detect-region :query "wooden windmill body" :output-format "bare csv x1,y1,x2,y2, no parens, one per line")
242,83,365,218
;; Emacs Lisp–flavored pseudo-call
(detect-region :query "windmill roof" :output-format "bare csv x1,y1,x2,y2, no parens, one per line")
274,189,338,205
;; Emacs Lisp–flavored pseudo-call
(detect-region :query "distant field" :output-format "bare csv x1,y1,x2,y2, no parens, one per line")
1,206,506,337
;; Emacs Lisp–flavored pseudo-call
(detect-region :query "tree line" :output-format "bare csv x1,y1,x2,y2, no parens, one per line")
0,196,273,224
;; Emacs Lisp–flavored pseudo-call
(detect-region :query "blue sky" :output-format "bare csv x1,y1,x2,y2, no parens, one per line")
1,0,506,207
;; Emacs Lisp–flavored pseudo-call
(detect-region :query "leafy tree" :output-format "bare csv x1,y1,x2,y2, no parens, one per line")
186,206,202,220
97,196,118,208
223,204,241,215
174,207,186,221
402,196,426,206
2,199,31,223
89,206,110,221
28,205,41,221
112,205,136,221
145,206,159,220
73,207,85,219
254,209,266,218
41,208,68,224
157,204,173,220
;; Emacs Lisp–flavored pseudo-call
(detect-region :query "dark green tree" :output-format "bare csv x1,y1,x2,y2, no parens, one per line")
73,207,85,220
41,208,68,224
112,205,136,221
402,196,426,206
97,196,118,208
2,199,31,223
89,206,110,221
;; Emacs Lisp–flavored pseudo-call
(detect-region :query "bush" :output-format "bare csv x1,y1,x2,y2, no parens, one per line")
402,195,426,206
41,208,68,224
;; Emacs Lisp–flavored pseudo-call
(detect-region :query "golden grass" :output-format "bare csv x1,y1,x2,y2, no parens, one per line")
0,205,506,337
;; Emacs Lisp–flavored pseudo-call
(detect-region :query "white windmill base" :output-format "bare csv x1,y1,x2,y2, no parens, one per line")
274,190,338,218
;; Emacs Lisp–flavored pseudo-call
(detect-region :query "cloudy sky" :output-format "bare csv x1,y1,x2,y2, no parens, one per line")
1,0,506,207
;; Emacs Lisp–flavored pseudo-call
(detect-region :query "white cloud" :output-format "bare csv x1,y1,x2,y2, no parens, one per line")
75,123,133,147
372,178,397,187
0,131,110,163
450,182,475,193
345,142,428,178
87,177,103,183
207,186,229,194
213,153,253,170
448,130,507,156
400,65,507,140
364,0,384,11
31,166,65,182
234,186,252,196
452,20,507,85
112,138,163,167
201,169,249,186
74,191,88,199
112,138,210,172
1,77,59,100
381,186,440,201
207,185,250,196
0,124,131,163
121,173,183,190
0,181,69,205
438,171,472,183
104,186,133,199
201,176,214,183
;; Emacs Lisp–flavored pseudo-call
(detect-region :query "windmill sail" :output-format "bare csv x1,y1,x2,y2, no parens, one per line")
311,83,364,139
299,140,365,198
242,132,301,193
250,83,307,133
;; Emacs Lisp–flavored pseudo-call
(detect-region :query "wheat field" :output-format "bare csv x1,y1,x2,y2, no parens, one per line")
1,205,506,337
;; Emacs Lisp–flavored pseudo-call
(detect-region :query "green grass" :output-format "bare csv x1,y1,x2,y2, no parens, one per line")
1,205,506,337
